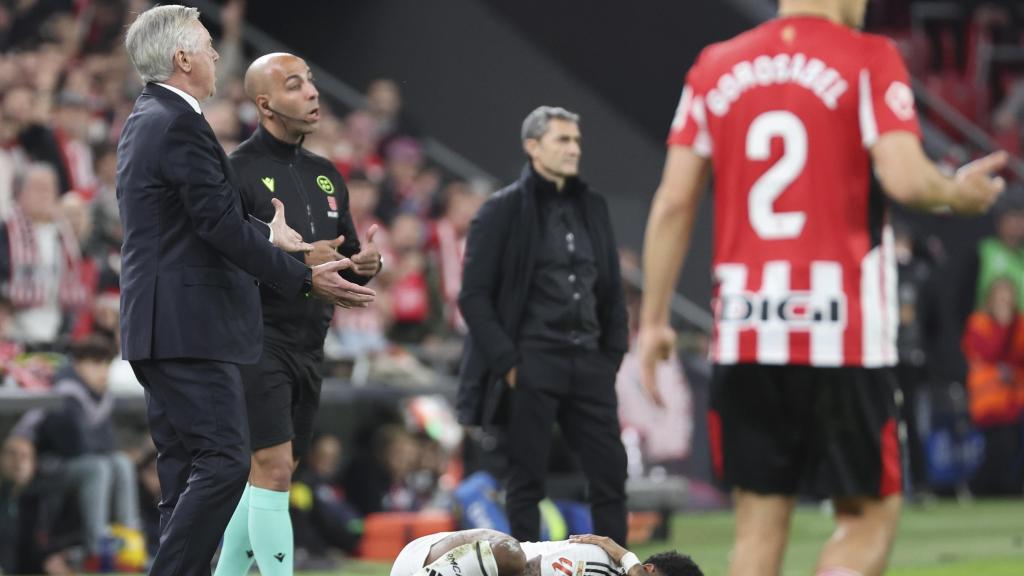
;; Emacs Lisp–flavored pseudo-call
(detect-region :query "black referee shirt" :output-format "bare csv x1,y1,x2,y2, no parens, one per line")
230,125,371,351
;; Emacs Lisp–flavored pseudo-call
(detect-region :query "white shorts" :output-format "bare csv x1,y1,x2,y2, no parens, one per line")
390,532,454,576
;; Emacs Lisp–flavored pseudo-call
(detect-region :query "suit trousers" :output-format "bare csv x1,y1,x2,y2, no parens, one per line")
131,359,251,576
504,347,628,544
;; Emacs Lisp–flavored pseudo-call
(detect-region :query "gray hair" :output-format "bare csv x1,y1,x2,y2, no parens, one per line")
124,5,204,84
521,106,580,142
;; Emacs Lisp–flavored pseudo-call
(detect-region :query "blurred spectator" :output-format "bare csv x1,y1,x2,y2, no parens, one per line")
961,277,1024,495
615,252,693,472
84,145,122,294
0,163,88,347
86,291,120,350
290,433,362,564
365,78,417,150
408,434,452,510
79,0,130,55
347,171,388,244
59,192,92,245
428,181,484,334
324,171,392,358
3,85,72,195
958,190,1024,330
342,424,419,515
0,112,18,216
333,110,384,181
376,137,423,225
0,435,37,575
52,91,97,194
0,295,23,378
33,336,143,561
204,98,243,153
385,213,446,345
893,221,946,494
61,192,101,336
214,0,246,94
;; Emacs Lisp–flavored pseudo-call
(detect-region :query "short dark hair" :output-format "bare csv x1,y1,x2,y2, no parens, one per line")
644,551,703,576
69,335,117,363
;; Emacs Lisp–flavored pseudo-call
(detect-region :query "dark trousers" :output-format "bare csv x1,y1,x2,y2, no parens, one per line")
131,359,251,576
505,347,627,544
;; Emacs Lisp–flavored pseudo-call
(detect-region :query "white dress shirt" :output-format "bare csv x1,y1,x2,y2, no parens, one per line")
156,82,202,114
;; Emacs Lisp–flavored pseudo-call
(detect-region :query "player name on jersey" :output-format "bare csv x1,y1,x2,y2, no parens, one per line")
668,16,920,368
706,53,848,116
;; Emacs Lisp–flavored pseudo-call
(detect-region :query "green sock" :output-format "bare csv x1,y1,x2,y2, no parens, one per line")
248,486,294,576
215,483,254,576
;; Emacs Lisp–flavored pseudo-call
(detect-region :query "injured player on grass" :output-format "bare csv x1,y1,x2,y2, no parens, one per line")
389,529,703,576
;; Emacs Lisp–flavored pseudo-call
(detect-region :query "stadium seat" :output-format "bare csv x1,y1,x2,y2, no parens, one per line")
357,512,456,561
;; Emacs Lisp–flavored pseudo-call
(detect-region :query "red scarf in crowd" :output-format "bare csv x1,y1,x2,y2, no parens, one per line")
4,207,88,310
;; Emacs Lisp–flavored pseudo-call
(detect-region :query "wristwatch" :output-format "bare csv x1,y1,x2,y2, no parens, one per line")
302,267,313,298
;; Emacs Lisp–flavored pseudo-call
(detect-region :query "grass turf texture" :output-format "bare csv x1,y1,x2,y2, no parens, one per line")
320,499,1024,576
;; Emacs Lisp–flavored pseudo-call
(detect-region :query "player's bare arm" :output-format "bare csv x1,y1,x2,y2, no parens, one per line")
872,131,1007,214
567,534,643,576
637,145,709,406
424,530,527,576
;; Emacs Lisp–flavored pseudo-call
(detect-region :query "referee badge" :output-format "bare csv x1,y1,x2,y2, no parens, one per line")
316,175,334,194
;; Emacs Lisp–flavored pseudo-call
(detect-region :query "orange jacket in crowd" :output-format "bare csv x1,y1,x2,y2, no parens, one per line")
961,312,1024,426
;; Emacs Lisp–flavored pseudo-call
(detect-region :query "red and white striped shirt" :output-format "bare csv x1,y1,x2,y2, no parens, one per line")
668,16,921,367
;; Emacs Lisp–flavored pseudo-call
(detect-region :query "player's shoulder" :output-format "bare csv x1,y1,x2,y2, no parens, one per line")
849,28,904,62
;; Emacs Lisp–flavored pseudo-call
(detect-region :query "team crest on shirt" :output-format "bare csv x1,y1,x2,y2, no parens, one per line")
316,175,335,194
884,81,915,121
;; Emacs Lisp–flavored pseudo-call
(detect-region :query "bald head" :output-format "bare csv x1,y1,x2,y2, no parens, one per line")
245,52,297,100
245,52,321,142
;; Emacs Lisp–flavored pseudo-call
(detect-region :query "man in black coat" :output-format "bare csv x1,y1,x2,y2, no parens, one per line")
117,6,374,575
458,106,630,544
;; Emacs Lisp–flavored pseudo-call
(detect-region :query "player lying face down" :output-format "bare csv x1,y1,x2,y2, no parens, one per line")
389,529,703,576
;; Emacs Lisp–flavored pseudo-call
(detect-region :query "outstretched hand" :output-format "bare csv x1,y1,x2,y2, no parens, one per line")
305,234,345,266
269,198,313,253
952,151,1008,215
309,258,377,308
350,224,382,277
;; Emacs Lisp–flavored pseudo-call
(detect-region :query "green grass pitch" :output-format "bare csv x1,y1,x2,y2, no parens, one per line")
322,499,1024,576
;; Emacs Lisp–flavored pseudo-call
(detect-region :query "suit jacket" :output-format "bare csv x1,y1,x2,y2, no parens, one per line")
116,83,308,363
456,164,629,426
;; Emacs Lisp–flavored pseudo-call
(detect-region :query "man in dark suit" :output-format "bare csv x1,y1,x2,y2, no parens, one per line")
457,106,630,544
117,6,375,576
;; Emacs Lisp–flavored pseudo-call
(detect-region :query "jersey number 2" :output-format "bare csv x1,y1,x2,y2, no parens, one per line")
746,111,807,240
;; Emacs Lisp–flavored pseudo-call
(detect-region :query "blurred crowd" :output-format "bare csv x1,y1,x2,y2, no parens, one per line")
0,0,491,572
2,0,1024,574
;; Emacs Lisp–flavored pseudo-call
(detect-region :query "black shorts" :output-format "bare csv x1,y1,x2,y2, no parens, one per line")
239,344,323,458
709,363,901,498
